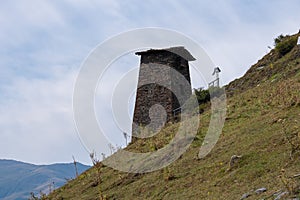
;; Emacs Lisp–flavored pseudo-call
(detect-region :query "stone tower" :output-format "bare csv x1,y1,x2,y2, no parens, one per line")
132,46,195,139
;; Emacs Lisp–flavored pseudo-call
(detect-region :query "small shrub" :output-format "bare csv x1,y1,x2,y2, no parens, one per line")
191,88,210,114
274,34,285,46
275,35,297,56
194,88,210,105
192,87,225,113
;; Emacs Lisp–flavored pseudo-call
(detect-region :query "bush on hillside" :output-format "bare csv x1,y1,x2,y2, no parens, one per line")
274,34,297,56
194,88,210,105
190,87,225,113
274,34,285,46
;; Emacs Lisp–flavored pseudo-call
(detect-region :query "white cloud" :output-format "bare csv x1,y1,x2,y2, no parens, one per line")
0,67,92,164
0,1,64,48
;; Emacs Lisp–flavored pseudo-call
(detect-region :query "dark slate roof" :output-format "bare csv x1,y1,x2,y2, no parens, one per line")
135,46,196,61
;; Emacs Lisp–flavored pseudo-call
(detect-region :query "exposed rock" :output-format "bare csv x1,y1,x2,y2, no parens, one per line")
274,191,289,200
240,193,251,200
255,187,267,194
256,66,265,70
228,155,242,170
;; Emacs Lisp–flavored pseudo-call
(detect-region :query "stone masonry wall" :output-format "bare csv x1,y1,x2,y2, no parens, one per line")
132,48,193,139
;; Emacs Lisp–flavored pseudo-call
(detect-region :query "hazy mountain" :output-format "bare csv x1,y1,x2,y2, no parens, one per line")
0,159,90,200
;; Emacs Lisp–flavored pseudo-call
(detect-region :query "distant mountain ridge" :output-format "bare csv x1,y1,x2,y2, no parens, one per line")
0,159,90,200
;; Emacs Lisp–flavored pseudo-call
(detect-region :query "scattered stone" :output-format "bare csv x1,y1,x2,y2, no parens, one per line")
257,66,265,70
228,155,242,170
240,193,251,200
274,191,288,200
255,187,267,194
293,173,300,178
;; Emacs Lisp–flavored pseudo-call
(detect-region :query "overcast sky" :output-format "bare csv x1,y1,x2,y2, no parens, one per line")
0,0,300,165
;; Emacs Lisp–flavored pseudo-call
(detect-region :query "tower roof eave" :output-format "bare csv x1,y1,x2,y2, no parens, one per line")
136,46,196,61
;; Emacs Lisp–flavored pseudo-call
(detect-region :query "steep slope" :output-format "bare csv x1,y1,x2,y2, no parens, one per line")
0,160,90,200
226,32,300,95
48,34,300,200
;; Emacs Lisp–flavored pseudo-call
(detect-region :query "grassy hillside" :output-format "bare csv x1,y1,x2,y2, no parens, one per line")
47,33,300,200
